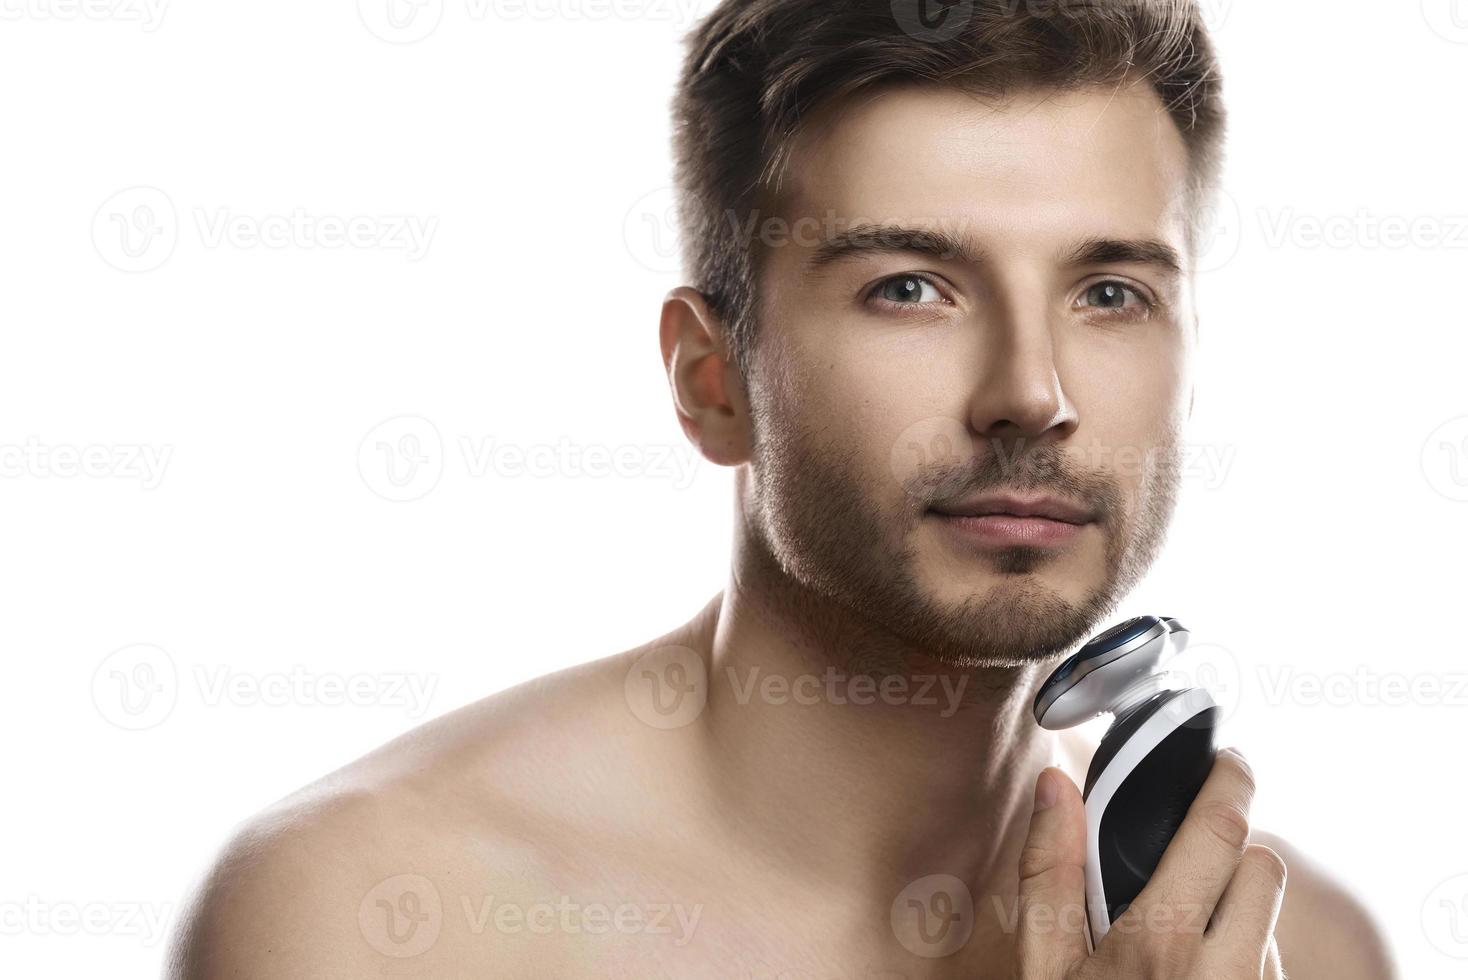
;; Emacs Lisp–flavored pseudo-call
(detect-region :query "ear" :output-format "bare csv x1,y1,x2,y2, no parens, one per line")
659,286,752,466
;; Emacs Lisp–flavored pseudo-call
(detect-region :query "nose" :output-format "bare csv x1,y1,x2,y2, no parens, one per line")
966,294,1078,447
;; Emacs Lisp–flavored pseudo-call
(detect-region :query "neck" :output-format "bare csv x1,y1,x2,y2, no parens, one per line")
687,519,1089,911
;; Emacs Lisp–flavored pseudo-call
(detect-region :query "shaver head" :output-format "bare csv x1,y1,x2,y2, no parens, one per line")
1032,615,1190,730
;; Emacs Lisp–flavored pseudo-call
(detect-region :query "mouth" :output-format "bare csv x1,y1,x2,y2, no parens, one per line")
926,493,1096,548
929,493,1096,524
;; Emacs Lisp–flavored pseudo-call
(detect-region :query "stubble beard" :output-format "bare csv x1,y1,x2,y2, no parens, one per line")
743,405,1183,670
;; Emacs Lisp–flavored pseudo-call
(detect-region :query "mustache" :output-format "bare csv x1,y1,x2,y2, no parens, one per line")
904,441,1124,522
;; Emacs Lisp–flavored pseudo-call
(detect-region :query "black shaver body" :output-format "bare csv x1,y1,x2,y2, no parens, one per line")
1032,614,1220,948
1083,688,1219,939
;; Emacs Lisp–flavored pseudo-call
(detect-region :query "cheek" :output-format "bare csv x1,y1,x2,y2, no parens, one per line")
815,314,978,409
1060,329,1188,429
1055,339,1187,507
765,338,955,513
821,337,976,471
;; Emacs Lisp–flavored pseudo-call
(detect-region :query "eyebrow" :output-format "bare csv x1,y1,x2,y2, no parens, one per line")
803,223,1184,278
806,224,985,272
1062,235,1184,277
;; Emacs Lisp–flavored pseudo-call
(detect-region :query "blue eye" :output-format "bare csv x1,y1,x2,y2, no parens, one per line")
871,274,945,306
1080,280,1154,316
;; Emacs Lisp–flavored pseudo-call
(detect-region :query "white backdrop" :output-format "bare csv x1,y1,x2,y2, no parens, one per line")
1,1,1465,976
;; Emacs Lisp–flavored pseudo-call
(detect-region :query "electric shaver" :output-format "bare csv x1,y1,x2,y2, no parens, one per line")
1032,615,1220,950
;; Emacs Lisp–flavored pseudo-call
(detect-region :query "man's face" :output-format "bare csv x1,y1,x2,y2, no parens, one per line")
743,82,1195,668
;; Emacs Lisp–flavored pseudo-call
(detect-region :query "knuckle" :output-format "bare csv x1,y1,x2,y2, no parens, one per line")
1197,800,1251,851
1244,843,1288,889
1018,842,1058,882
1018,845,1085,898
1217,749,1257,799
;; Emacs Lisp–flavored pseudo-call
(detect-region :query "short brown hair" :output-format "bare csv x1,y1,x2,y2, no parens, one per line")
670,0,1227,379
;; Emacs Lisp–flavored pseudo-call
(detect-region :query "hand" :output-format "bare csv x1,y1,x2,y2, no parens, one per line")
1014,748,1287,979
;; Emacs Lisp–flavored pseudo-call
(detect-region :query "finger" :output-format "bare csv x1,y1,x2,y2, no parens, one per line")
1265,934,1286,979
1262,933,1285,979
1126,747,1256,941
1199,843,1287,975
1015,767,1090,978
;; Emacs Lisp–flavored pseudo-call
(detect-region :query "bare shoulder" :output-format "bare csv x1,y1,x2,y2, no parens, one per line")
164,634,705,979
163,778,470,979
1252,829,1399,980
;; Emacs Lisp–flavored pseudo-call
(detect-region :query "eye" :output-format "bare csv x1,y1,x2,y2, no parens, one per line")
1077,280,1155,319
867,274,948,309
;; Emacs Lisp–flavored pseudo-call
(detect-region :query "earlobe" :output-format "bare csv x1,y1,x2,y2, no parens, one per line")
659,286,752,466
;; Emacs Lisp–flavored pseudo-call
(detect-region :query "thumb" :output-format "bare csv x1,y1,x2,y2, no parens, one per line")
1015,767,1090,978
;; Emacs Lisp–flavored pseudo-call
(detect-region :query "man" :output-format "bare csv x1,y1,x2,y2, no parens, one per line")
167,1,1397,976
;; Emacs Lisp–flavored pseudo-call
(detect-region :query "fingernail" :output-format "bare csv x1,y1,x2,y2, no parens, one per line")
1034,768,1058,811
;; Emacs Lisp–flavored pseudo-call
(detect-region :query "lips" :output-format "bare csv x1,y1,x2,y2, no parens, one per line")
928,493,1096,525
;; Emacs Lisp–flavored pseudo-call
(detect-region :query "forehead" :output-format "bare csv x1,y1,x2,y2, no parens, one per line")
775,82,1192,252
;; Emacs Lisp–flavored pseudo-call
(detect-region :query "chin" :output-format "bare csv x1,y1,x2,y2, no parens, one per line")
924,553,1099,606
